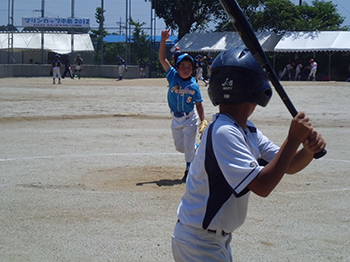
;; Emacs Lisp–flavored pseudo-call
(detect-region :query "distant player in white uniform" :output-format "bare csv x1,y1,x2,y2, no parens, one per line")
159,29,208,182
308,59,317,81
51,54,62,84
171,47,326,262
279,62,295,80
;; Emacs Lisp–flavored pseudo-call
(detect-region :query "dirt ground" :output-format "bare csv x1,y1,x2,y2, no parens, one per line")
1,77,349,262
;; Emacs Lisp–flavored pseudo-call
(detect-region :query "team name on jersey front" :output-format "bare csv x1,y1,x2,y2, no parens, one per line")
171,85,196,96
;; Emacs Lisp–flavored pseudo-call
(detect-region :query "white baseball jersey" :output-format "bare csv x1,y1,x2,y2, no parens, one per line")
311,61,317,70
177,113,279,234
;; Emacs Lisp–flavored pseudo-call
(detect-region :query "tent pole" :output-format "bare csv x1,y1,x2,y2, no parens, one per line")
71,0,75,59
41,0,45,64
328,52,334,81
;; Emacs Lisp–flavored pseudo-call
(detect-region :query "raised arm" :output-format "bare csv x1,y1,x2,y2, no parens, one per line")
159,29,171,72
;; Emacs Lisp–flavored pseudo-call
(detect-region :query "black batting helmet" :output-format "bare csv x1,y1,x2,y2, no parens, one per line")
208,48,272,107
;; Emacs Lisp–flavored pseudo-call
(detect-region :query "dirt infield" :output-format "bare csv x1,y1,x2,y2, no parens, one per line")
1,77,349,262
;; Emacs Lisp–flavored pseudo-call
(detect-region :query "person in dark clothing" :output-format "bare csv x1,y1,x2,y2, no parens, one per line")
62,54,74,79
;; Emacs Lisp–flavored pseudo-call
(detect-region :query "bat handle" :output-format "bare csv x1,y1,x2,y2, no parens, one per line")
313,149,327,159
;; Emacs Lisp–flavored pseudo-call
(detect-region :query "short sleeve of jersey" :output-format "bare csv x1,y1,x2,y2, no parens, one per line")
165,66,177,83
192,83,203,103
212,124,263,195
255,128,280,163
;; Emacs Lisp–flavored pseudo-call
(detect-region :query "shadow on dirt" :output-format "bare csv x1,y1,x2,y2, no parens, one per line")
136,179,184,187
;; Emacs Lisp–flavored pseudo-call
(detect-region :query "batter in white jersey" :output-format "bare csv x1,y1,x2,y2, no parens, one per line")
172,47,326,262
177,114,279,230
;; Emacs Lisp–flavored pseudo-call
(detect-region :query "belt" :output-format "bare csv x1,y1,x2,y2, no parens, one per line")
173,112,191,118
207,229,230,237
177,219,230,237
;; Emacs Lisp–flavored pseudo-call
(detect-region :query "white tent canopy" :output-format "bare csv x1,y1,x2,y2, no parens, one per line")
274,31,350,52
0,33,94,54
171,31,279,53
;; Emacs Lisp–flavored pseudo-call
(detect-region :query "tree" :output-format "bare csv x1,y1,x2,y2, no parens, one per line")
149,0,222,38
91,7,108,64
0,24,18,31
295,0,346,31
214,0,265,32
255,0,301,33
129,19,150,64
214,0,347,34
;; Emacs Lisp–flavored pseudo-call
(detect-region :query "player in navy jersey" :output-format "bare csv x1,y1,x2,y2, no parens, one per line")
139,59,147,78
195,54,208,86
116,55,127,80
206,52,214,80
51,54,62,84
62,54,74,79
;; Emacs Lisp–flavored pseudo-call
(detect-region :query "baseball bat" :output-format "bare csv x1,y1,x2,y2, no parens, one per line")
219,0,326,159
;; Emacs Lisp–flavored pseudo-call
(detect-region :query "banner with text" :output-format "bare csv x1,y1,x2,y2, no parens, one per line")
22,17,90,28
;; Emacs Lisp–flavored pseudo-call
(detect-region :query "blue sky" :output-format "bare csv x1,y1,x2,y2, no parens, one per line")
0,0,349,36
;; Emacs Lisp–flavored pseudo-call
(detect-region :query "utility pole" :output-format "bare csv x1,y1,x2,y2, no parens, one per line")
125,0,128,63
7,0,14,64
128,0,131,64
41,0,45,64
71,0,75,58
299,0,302,5
116,17,124,35
100,0,104,65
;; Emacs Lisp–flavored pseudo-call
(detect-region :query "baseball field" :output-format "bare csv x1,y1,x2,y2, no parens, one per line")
1,77,349,261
